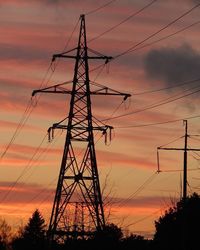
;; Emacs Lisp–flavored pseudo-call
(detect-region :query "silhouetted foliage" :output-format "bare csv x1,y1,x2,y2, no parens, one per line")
100,223,123,242
154,192,200,250
12,209,47,250
61,223,124,250
92,223,123,250
0,219,12,250
121,234,150,250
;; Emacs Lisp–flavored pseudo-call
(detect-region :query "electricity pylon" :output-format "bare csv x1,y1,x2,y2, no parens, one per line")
32,15,130,242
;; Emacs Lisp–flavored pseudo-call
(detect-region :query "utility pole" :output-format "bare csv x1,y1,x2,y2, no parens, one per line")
157,120,200,201
183,120,188,201
32,14,130,243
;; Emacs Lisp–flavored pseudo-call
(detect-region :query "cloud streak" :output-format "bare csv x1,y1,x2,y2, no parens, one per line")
0,181,54,205
0,43,51,62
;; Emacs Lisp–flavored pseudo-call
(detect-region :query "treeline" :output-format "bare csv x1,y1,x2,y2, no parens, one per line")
1,192,200,250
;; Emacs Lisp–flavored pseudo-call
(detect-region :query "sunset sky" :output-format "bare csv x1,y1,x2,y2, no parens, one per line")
1,0,200,237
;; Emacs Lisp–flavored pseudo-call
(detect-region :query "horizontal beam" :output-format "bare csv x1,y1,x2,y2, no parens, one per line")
32,89,131,99
33,89,130,97
53,54,113,61
51,125,113,131
158,147,200,151
64,176,93,180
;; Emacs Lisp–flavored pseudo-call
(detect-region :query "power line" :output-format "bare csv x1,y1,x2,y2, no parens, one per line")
104,85,200,122
158,136,184,148
83,4,200,100
0,99,32,160
88,0,158,43
87,4,200,114
0,19,80,162
114,2,200,59
22,135,105,213
23,129,64,185
88,5,200,75
124,208,163,228
133,77,200,96
85,0,118,16
115,114,200,129
0,61,55,162
8,177,57,217
117,172,157,208
63,19,80,52
127,19,200,55
159,168,200,173
0,133,48,204
0,129,64,213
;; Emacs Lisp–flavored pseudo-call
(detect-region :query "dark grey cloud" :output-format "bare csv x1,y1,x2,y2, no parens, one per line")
143,44,200,86
191,0,200,3
0,43,51,61
42,0,66,5
20,0,87,6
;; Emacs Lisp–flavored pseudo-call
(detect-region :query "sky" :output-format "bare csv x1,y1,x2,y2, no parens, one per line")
1,0,200,238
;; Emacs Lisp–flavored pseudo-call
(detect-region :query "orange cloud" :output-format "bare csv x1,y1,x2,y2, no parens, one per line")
0,119,40,132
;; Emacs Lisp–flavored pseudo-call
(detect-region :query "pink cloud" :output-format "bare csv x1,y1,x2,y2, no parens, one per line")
97,149,156,170
0,119,40,132
3,143,62,156
0,181,54,204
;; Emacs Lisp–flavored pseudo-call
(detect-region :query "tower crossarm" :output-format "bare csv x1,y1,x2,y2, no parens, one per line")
50,123,113,131
32,83,131,100
47,123,113,142
52,46,112,62
53,53,112,61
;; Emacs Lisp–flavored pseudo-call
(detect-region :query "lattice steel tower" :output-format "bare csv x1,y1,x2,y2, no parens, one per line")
32,15,130,242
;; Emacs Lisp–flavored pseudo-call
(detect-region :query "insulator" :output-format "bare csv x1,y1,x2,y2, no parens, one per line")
50,59,56,72
109,127,112,142
31,96,38,107
105,131,107,145
47,127,54,142
48,128,51,142
106,61,110,73
157,149,160,173
52,128,54,140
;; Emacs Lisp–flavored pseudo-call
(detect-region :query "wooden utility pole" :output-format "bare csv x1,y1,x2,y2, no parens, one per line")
157,120,200,201
183,120,188,201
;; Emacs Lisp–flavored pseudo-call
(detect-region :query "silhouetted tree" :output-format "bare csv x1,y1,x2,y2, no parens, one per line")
153,192,200,250
122,234,150,250
94,223,123,242
102,223,123,242
87,223,123,250
0,219,12,250
12,209,47,250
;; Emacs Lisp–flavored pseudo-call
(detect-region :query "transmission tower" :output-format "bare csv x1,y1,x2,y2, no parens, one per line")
32,15,130,242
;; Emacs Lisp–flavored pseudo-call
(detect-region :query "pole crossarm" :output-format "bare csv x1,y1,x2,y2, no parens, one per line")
158,147,200,151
